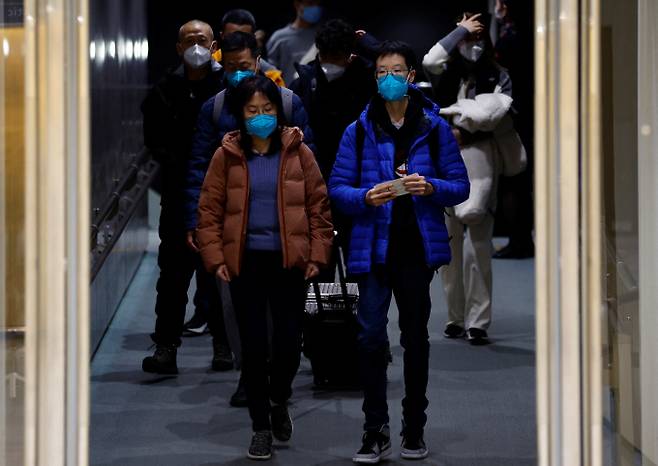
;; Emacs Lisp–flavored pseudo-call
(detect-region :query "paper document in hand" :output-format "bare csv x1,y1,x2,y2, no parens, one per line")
374,178,410,197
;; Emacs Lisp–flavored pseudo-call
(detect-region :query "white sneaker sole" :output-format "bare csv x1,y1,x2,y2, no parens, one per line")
352,446,391,464
247,452,272,461
401,448,429,460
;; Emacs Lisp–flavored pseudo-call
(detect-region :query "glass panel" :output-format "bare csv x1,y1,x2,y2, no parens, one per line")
600,0,658,464
0,0,26,465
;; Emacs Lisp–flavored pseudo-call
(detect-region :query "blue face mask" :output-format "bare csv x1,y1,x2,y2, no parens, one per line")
245,114,278,139
227,69,255,87
377,74,409,101
301,5,323,24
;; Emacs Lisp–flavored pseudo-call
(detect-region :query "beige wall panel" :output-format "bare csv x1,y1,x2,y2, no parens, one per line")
2,27,26,329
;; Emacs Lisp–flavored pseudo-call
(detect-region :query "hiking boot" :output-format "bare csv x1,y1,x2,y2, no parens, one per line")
211,340,233,371
247,430,273,460
401,433,428,460
353,425,391,464
271,404,293,442
230,378,248,407
142,344,178,374
182,313,208,336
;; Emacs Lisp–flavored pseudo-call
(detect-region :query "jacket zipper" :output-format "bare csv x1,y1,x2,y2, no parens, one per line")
238,157,250,275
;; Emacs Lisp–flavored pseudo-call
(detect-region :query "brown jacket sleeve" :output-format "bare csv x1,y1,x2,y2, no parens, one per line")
196,148,227,273
299,143,334,266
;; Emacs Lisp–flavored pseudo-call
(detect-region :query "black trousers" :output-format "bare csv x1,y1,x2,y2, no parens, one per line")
356,259,434,437
152,206,228,348
230,250,307,432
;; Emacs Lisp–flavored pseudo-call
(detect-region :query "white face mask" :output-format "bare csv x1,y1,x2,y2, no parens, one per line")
321,63,346,82
183,44,211,69
458,41,485,63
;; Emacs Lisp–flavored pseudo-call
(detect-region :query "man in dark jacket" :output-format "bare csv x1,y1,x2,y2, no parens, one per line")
289,19,377,180
141,20,232,375
289,19,377,273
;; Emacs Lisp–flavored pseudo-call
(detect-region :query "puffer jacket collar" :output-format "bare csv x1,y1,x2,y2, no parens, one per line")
220,127,304,160
360,85,441,146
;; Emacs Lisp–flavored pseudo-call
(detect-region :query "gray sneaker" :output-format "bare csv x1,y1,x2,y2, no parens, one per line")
353,425,391,464
247,431,272,461
401,434,428,460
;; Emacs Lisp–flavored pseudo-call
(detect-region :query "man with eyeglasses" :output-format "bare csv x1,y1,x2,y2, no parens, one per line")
328,41,469,463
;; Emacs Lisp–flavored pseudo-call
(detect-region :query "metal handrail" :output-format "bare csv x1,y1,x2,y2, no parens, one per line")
90,150,159,281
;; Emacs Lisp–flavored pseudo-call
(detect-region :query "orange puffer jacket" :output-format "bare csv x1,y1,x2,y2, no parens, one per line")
197,127,333,277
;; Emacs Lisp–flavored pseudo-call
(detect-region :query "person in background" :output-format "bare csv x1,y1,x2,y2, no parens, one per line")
266,0,323,84
423,12,513,345
184,31,313,408
211,9,286,87
196,75,333,461
289,18,378,283
329,41,469,463
289,19,378,180
492,0,535,259
140,20,233,374
182,9,288,335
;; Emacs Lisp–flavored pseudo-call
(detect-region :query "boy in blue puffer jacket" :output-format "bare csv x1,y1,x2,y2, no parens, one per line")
328,41,469,464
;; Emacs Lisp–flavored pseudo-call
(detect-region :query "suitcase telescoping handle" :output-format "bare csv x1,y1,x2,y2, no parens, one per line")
311,241,350,311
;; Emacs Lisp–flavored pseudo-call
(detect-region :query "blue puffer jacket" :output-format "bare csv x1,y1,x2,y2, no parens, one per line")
183,86,313,231
328,89,470,274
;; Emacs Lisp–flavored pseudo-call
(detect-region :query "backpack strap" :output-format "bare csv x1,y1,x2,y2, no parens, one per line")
280,87,294,123
428,124,440,165
355,120,366,185
212,89,227,126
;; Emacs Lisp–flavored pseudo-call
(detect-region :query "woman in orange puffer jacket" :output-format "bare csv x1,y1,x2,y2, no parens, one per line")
196,75,332,461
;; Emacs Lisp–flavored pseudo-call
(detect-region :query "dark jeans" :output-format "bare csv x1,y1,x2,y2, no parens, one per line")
356,261,434,436
230,250,307,432
152,206,227,347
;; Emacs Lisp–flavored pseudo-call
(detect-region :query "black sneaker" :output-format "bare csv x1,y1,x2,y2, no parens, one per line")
211,341,233,371
467,328,490,346
247,430,273,461
352,425,391,464
401,434,428,460
230,378,248,407
182,313,208,336
443,323,466,339
142,345,178,374
271,404,293,442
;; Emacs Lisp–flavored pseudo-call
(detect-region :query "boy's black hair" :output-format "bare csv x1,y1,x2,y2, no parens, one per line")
221,9,256,31
315,19,355,58
376,40,418,70
221,31,259,58
231,75,285,155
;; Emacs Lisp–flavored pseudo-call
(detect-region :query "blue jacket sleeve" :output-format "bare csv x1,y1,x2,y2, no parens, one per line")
328,123,372,216
290,93,315,154
425,119,470,207
184,96,219,231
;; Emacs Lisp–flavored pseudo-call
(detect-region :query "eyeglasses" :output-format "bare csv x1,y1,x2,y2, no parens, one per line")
375,68,411,79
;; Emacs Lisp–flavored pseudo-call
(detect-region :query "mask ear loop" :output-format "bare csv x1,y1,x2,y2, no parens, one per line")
255,56,262,75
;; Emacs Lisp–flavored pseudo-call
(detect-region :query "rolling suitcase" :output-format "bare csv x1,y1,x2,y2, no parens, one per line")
303,246,360,388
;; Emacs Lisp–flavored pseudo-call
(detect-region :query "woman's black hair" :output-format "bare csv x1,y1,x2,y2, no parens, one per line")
230,75,286,155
